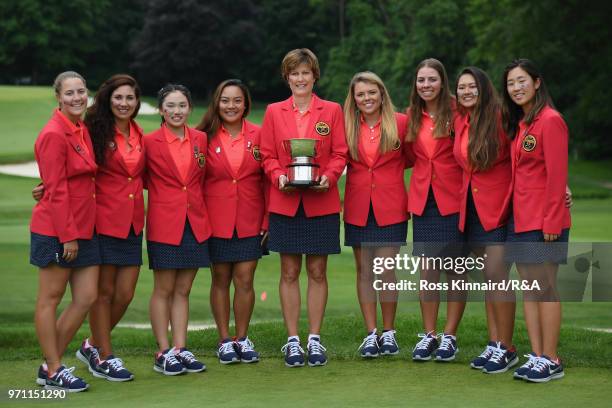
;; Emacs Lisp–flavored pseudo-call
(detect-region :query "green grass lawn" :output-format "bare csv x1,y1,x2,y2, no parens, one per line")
1,86,611,406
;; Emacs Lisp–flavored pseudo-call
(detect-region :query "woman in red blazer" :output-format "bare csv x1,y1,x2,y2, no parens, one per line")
145,84,210,376
260,49,348,367
405,58,466,362
32,75,144,382
196,79,267,364
343,71,408,358
30,71,99,392
502,59,570,383
453,67,517,374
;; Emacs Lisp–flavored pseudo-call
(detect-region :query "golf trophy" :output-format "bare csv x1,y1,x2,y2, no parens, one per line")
282,138,321,187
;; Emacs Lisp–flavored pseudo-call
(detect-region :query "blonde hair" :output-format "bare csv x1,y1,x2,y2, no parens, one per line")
406,58,454,141
343,71,399,161
281,48,320,83
53,71,86,95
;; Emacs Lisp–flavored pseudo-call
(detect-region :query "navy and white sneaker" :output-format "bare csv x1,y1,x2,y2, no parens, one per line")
281,338,305,367
513,352,538,379
412,332,439,361
235,337,260,363
358,331,379,358
36,364,47,386
470,341,497,369
525,355,564,383
76,341,99,373
379,330,400,355
153,348,185,375
91,355,134,381
435,334,458,362
483,342,519,374
176,348,206,372
307,337,327,367
45,366,89,393
217,339,240,365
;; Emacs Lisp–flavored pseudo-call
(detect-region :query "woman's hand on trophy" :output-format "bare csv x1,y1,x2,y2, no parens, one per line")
310,175,329,192
279,175,297,193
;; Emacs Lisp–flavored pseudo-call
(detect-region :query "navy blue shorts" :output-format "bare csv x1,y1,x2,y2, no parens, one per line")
345,204,407,247
98,227,143,266
464,188,507,246
209,230,268,263
505,215,569,264
147,220,210,270
412,189,464,257
269,202,340,255
30,232,101,268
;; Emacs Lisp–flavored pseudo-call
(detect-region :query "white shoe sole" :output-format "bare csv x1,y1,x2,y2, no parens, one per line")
36,378,46,386
308,361,327,367
285,362,305,367
482,356,519,374
91,369,134,382
153,365,186,376
524,371,565,383
44,383,89,392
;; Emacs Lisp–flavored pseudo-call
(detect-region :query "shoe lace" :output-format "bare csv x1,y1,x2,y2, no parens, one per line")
218,342,236,355
531,357,550,373
178,349,197,364
163,349,181,367
307,339,327,356
380,331,397,347
106,357,125,371
57,367,79,384
237,338,255,353
358,333,378,351
413,333,435,351
488,345,506,364
478,345,495,359
437,335,455,351
281,341,304,357
521,353,538,368
89,346,100,361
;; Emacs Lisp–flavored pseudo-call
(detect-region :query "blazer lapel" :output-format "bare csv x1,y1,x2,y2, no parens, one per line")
305,94,324,139
280,98,300,139
210,133,234,177
155,130,184,183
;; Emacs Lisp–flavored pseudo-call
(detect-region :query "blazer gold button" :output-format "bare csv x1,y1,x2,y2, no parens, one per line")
182,186,187,191
129,193,134,199
92,193,96,198
232,179,237,184
128,177,132,182
91,177,95,181
473,187,478,193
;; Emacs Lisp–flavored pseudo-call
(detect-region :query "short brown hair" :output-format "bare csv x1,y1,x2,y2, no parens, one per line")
281,48,320,83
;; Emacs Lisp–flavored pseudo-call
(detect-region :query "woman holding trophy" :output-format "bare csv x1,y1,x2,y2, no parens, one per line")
260,48,348,367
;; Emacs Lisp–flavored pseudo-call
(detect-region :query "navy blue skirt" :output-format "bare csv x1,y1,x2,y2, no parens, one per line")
30,232,101,268
345,204,407,247
268,202,340,255
147,220,210,270
412,188,464,257
505,215,569,264
99,227,143,266
464,188,507,245
209,230,268,263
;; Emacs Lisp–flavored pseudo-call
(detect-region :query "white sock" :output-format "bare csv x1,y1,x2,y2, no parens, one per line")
84,338,92,349
42,362,48,370
288,335,300,343
308,333,320,342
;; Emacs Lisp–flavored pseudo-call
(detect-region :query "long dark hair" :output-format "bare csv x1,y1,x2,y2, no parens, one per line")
85,74,140,165
406,58,454,141
456,67,501,171
196,79,251,137
501,59,554,139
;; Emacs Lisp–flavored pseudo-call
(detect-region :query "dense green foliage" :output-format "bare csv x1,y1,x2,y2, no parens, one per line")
1,0,610,157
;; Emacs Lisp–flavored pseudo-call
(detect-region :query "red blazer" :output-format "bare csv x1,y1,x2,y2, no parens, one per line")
260,94,348,217
453,113,512,232
405,111,462,216
344,113,409,226
30,110,98,243
204,120,269,238
510,106,571,235
95,121,145,238
144,127,211,245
